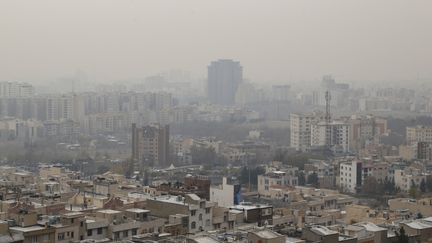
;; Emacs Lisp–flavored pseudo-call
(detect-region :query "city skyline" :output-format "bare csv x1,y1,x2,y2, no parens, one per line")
1,0,432,84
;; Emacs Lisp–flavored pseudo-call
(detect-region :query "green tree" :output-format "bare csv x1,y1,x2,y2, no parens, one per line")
426,177,432,192
190,146,217,165
362,176,380,195
382,178,396,194
239,166,265,187
307,172,319,188
420,179,427,193
417,212,423,219
409,185,418,199
298,171,306,186
393,227,409,243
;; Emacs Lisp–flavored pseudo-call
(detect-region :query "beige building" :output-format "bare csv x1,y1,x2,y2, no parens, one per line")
388,198,432,217
407,126,432,145
258,169,298,197
248,230,287,243
146,194,216,234
347,115,387,152
132,123,169,167
394,167,428,192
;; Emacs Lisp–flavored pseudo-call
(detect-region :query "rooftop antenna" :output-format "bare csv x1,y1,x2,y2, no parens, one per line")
325,90,332,148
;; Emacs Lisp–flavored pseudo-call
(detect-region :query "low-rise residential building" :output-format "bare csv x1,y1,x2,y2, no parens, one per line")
229,202,273,227
210,177,241,208
394,167,428,192
146,194,215,234
258,168,298,197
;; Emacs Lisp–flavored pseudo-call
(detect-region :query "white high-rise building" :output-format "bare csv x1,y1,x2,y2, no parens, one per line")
45,95,74,121
311,121,350,153
0,82,34,97
290,111,325,151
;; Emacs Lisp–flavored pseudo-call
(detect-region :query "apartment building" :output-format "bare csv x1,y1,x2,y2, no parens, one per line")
258,168,298,196
310,121,350,153
394,167,428,192
290,111,325,151
347,115,387,152
131,123,169,167
339,161,362,193
407,126,432,145
146,194,216,234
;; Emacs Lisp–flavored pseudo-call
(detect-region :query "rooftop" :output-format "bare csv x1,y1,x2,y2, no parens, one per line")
252,230,282,239
230,202,271,211
125,208,150,214
10,225,48,233
310,225,338,236
405,221,432,230
359,222,386,232
97,209,122,214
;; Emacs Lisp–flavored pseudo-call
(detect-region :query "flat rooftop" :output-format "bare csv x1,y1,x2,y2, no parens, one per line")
230,203,271,211
10,225,47,232
125,208,150,214
97,209,122,214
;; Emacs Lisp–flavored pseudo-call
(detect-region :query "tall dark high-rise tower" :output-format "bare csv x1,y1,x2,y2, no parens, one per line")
207,59,242,105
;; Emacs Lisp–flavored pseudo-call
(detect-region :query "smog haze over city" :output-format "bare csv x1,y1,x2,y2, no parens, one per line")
2,0,432,85
1,1,432,243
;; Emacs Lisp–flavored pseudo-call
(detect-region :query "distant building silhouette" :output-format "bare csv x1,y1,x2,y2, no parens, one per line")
207,59,242,105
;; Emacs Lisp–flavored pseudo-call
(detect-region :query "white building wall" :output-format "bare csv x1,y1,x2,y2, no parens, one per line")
210,177,234,207
339,161,359,193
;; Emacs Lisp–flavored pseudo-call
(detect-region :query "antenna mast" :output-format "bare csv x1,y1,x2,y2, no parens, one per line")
325,90,332,148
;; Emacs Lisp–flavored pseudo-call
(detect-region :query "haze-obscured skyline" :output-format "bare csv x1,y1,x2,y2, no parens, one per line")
1,0,432,84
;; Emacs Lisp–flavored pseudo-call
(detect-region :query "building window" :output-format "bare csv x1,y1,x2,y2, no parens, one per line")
123,231,128,238
205,208,211,214
199,214,203,220
191,221,196,229
29,236,37,243
97,228,103,235
58,233,65,240
132,229,137,236
191,210,196,216
87,229,92,236
71,232,74,238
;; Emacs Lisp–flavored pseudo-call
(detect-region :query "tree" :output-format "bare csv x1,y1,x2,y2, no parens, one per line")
298,171,306,186
362,176,381,195
307,172,319,188
393,227,409,243
190,146,217,165
409,185,418,199
239,166,265,187
426,177,432,192
382,178,396,195
420,179,427,193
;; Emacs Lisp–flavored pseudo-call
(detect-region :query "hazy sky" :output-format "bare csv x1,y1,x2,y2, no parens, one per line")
1,0,432,84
